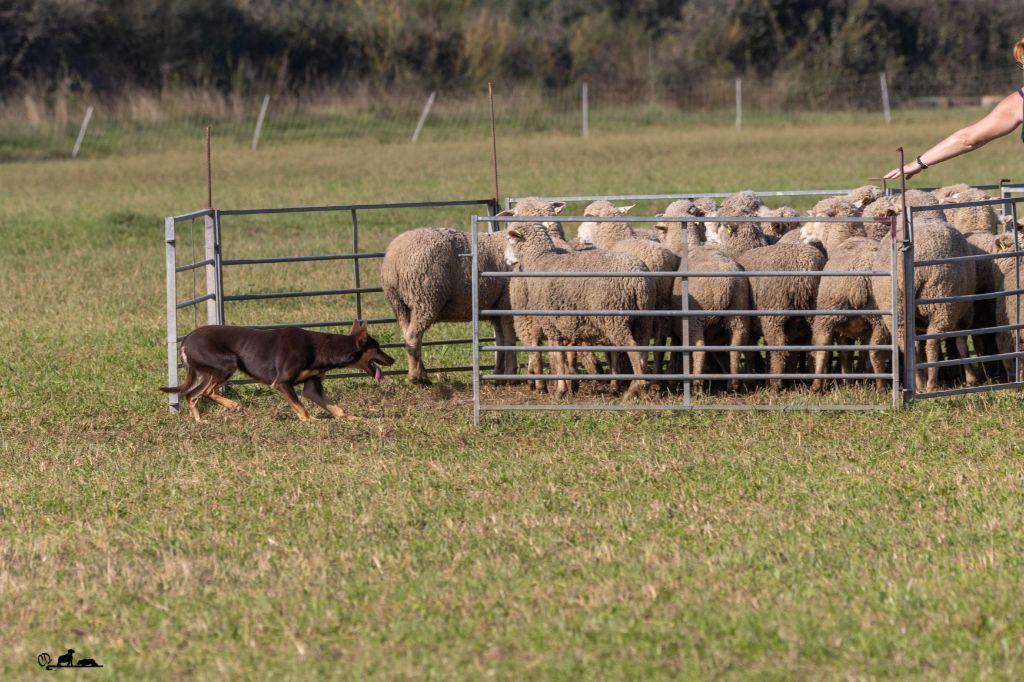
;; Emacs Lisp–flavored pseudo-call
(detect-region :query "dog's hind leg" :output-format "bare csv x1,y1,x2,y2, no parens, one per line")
203,374,241,412
184,375,213,423
272,380,311,421
302,377,360,420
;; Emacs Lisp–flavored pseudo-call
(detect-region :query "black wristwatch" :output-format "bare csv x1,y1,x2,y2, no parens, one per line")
916,155,929,170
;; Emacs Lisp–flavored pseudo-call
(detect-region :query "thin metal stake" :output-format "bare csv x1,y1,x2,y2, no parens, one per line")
251,94,270,151
71,105,93,158
488,83,500,210
735,78,742,130
880,72,891,125
582,82,589,137
411,91,436,143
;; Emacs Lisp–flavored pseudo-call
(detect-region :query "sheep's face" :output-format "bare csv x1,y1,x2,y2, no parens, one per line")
504,233,522,267
705,223,723,244
577,221,597,245
504,201,566,239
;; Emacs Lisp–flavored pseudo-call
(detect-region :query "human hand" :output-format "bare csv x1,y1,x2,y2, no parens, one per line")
883,163,922,181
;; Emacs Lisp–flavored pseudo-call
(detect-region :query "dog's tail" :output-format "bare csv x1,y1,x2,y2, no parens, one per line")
160,366,199,394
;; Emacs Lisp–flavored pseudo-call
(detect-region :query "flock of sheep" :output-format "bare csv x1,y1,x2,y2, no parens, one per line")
382,183,1023,399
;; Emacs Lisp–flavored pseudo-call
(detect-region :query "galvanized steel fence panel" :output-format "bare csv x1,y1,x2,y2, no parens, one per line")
164,198,496,413
470,213,902,423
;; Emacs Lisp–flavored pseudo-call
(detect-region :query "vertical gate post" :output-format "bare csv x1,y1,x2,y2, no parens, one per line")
1012,201,1022,383
888,215,901,408
165,217,180,413
204,213,221,324
680,222,691,405
901,209,916,403
471,215,481,425
351,209,363,322
214,210,225,325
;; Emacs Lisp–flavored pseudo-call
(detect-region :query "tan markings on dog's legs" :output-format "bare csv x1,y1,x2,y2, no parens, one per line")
301,379,361,420
272,381,311,422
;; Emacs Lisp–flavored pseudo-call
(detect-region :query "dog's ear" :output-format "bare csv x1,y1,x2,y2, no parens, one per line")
351,320,369,343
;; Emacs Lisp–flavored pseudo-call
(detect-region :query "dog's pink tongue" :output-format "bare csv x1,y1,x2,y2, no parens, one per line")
373,365,384,383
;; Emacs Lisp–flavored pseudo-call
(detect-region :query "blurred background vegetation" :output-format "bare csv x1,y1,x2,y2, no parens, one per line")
3,0,1024,160
4,0,1022,99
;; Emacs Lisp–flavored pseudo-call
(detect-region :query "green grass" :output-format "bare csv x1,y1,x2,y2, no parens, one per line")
3,111,1024,679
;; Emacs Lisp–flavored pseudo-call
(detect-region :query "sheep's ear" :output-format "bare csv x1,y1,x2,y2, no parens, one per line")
619,204,635,214
725,225,735,235
507,228,524,242
551,202,566,215
655,212,665,218
885,208,897,217
655,223,668,232
497,209,515,216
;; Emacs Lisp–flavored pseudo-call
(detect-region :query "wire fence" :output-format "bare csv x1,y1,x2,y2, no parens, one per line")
4,69,1023,161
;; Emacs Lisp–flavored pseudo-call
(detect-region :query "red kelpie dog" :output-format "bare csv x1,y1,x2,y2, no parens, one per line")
161,321,394,422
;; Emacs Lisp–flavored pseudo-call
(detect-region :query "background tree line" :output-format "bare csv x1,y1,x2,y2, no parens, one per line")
2,0,1022,102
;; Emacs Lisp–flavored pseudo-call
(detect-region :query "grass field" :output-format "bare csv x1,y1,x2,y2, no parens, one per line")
3,110,1024,679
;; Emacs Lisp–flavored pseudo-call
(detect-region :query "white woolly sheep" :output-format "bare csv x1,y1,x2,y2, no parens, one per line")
504,222,656,398
737,243,827,390
810,237,890,393
870,219,978,392
383,227,516,385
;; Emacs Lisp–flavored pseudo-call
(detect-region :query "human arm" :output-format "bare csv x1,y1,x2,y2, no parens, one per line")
883,90,1024,180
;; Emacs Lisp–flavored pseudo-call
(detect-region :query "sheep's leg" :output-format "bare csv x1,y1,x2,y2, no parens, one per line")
608,320,651,399
495,316,519,384
652,318,668,378
914,340,928,391
564,351,580,392
868,324,889,391
762,317,788,392
727,316,749,393
924,336,942,393
810,317,834,394
402,321,431,386
955,335,981,387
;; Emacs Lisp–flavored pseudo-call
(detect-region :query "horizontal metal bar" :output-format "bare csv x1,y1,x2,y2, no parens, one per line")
913,250,1024,267
917,323,1024,340
486,309,893,317
479,403,888,412
227,365,490,385
239,317,397,331
914,196,1024,212
218,198,494,216
223,287,384,302
915,381,1024,399
917,350,1024,369
482,373,892,381
487,215,883,225
483,344,893,352
175,258,215,273
380,337,495,350
916,288,1024,306
483,270,890,278
170,208,214,222
508,189,855,203
222,252,385,266
175,293,216,309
